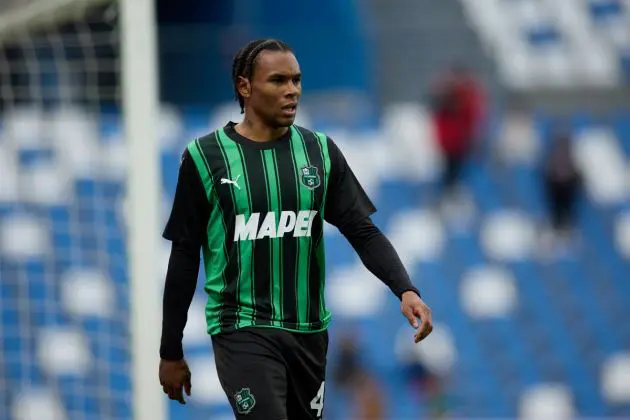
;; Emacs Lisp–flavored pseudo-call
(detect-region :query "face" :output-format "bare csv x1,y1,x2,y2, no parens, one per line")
238,50,302,128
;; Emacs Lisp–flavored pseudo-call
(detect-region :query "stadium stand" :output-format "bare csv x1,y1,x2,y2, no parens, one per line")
459,0,630,88
1,101,630,419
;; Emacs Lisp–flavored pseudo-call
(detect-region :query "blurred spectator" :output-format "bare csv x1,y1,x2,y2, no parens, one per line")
331,334,385,419
332,335,361,391
395,325,452,418
404,361,448,418
430,64,486,200
354,371,385,420
543,132,582,241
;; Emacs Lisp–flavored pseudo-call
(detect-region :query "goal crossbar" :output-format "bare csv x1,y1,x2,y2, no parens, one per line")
0,0,112,41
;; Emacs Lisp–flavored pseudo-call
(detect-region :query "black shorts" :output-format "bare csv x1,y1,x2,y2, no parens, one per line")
211,327,328,419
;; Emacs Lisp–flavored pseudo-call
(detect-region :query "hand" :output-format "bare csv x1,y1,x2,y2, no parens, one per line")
400,291,433,343
159,359,192,404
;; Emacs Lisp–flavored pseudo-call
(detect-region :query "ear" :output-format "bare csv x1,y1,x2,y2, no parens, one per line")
237,76,251,99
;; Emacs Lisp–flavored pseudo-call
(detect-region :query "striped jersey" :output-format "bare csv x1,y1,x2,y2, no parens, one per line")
163,122,376,335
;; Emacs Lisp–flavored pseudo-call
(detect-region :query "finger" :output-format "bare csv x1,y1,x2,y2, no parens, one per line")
413,313,430,342
173,386,185,404
414,322,427,343
403,308,419,329
184,376,192,396
415,320,434,343
162,386,169,396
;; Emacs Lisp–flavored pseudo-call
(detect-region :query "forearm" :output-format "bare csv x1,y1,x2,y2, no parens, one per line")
340,217,421,300
160,241,200,360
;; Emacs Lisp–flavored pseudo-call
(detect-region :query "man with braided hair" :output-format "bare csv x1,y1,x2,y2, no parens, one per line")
158,39,433,419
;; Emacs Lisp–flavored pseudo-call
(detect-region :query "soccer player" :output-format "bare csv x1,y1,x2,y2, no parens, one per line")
158,38,433,419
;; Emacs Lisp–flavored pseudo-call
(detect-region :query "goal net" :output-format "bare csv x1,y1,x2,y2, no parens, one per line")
0,1,162,419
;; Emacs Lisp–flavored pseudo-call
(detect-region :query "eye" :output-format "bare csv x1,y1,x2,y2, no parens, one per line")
293,76,301,84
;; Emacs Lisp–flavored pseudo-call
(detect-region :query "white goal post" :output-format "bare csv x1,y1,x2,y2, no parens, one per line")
119,0,165,419
0,0,165,419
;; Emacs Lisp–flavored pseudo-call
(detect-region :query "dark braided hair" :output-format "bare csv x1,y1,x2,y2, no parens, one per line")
232,39,293,114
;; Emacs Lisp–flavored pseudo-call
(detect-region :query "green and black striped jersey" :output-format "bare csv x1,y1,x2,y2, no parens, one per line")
163,122,376,335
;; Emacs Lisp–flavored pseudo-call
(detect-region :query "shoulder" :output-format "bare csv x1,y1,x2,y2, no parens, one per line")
293,126,345,171
186,131,218,150
179,132,219,172
182,131,222,164
292,125,340,157
293,125,331,144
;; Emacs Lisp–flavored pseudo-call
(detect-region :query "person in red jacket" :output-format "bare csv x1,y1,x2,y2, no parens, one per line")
431,64,485,198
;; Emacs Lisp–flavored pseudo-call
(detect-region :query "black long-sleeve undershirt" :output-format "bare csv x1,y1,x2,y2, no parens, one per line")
159,216,421,361
338,217,421,300
160,241,200,360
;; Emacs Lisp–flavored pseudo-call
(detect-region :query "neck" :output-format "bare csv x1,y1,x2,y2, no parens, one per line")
235,113,288,142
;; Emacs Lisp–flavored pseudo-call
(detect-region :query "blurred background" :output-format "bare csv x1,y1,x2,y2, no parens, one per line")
0,0,630,419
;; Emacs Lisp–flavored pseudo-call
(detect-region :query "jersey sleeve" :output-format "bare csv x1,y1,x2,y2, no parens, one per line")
324,137,377,229
162,148,210,247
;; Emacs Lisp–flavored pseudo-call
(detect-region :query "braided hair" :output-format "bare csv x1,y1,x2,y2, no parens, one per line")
232,39,293,114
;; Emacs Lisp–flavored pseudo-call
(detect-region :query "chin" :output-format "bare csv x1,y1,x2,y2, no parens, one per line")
274,116,296,128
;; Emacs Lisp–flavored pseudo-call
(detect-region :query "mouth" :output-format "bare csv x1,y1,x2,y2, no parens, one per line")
281,103,297,116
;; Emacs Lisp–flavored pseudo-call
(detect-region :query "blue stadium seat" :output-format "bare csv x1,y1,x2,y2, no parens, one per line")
460,0,630,88
588,0,624,21
526,25,562,46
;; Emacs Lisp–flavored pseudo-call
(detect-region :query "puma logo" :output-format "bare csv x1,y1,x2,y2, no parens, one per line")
220,174,241,190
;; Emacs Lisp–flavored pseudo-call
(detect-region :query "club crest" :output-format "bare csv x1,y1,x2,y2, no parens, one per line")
234,388,256,414
300,165,321,189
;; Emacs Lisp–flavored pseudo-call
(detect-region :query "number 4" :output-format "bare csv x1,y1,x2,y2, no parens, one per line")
310,381,325,418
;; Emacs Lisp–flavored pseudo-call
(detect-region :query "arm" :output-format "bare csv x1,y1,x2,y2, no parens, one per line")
323,136,418,297
323,136,432,342
159,147,210,404
160,148,209,359
160,240,200,360
340,215,431,343
338,216,420,300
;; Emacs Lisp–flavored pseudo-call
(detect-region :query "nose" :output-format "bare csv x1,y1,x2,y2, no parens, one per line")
286,80,300,97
